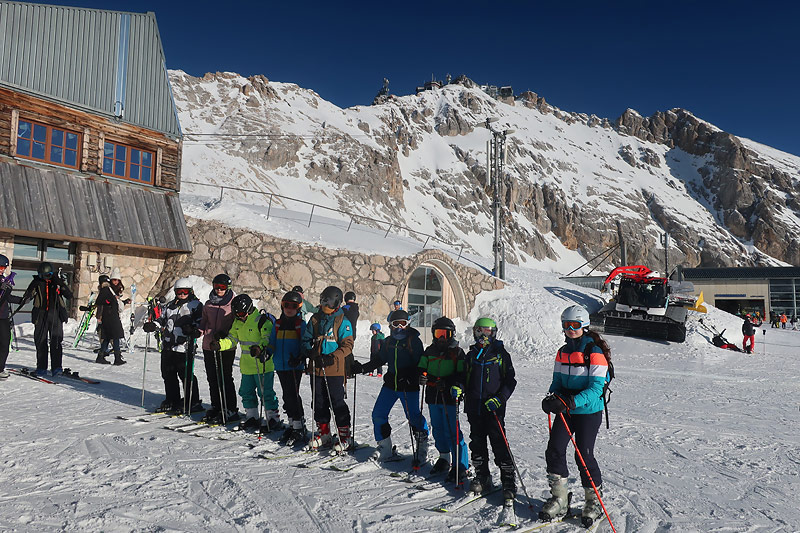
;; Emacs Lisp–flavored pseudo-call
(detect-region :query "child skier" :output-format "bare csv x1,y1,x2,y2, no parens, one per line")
200,274,239,424
368,323,385,376
143,278,203,413
267,290,308,445
458,317,516,498
210,294,278,431
353,309,430,465
418,317,468,478
540,305,611,526
742,314,756,354
300,286,354,453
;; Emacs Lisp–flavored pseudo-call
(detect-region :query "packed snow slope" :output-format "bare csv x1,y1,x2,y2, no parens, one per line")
2,265,798,532
171,70,800,271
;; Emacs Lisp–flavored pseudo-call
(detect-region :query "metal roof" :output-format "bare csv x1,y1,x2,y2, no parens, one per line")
0,161,191,252
0,1,181,138
682,267,800,280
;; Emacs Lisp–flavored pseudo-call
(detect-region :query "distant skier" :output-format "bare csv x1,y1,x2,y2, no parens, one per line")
742,314,756,354
211,294,277,431
23,262,72,376
0,255,24,380
417,317,468,478
460,317,516,498
387,300,403,322
352,309,429,464
143,278,203,413
95,271,128,365
368,323,385,376
341,291,359,339
540,305,611,525
780,313,788,329
292,285,318,320
199,274,239,423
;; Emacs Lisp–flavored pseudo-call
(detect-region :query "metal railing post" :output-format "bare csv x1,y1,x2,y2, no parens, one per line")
218,186,224,203
347,215,354,232
458,245,464,260
267,194,273,219
423,236,430,248
384,224,392,238
308,205,315,228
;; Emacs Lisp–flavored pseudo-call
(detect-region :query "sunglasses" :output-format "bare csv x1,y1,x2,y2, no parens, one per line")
433,328,452,339
281,301,300,310
390,320,409,328
213,283,229,291
175,289,190,296
562,321,583,331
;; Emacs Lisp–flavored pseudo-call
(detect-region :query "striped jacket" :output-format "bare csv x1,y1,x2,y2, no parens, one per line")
549,335,608,415
268,314,306,372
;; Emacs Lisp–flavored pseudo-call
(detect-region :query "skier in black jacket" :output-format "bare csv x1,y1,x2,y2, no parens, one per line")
23,262,73,376
341,291,359,340
95,274,129,365
742,314,756,353
0,255,24,379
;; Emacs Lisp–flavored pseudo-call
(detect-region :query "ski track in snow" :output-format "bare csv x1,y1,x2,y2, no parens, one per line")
1,269,799,532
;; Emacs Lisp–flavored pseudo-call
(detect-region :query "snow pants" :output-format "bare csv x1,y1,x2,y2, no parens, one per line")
161,348,200,406
466,406,513,487
277,369,305,421
0,319,10,372
372,386,429,442
428,402,468,470
203,349,238,412
312,374,350,428
34,314,63,372
545,411,603,488
239,372,278,411
742,335,755,353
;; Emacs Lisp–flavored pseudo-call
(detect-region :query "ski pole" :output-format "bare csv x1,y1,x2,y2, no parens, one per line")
291,367,308,440
351,371,357,446
10,315,18,351
492,412,533,510
454,398,462,489
141,329,149,407
558,412,616,532
185,339,196,416
320,363,343,452
216,350,227,425
254,357,267,440
439,387,458,478
401,389,419,469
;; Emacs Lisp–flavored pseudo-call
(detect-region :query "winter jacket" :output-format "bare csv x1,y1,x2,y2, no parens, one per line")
300,299,318,321
742,319,756,337
268,314,306,372
341,302,360,339
364,327,424,392
419,339,466,405
218,310,274,375
200,289,235,351
0,275,23,320
370,332,385,362
549,334,607,415
157,295,202,353
24,275,72,324
464,339,516,414
96,282,124,339
301,309,354,378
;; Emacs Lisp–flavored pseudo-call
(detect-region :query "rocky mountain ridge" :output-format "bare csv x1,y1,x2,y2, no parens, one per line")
172,70,800,271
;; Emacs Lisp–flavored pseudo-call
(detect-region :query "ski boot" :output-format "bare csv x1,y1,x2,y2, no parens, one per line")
279,419,297,444
370,436,395,462
308,423,333,451
500,462,516,507
189,400,204,413
446,464,472,487
222,409,241,424
240,407,261,431
468,473,490,495
261,410,282,433
539,474,570,521
202,408,221,424
429,454,451,476
581,486,603,527
413,428,429,466
333,425,354,454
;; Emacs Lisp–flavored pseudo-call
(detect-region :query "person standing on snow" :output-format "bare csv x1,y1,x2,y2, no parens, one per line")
460,317,516,496
352,309,430,465
292,285,318,320
540,305,610,525
0,255,24,379
417,317,468,478
368,323,385,376
742,314,756,354
301,286,355,453
211,294,277,431
341,291,360,339
23,262,72,377
780,313,787,329
95,271,128,365
387,300,403,322
267,291,308,445
199,274,239,424
143,278,203,413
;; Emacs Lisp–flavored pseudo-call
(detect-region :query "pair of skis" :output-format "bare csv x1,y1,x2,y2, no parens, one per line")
8,367,99,384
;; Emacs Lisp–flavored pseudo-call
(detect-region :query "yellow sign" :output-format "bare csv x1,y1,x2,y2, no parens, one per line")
688,291,707,313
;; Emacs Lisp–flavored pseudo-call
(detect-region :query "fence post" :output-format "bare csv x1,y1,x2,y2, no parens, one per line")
267,194,273,219
218,186,224,203
347,215,354,232
308,205,315,228
384,223,392,238
423,236,430,248
458,245,464,260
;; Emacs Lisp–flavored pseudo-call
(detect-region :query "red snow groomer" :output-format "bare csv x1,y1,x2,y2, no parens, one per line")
589,265,694,343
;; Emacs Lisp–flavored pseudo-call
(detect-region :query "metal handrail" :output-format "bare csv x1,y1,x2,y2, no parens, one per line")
181,180,467,259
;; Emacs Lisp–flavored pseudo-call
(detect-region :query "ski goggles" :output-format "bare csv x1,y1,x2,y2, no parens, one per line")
213,283,229,291
562,320,583,331
390,319,409,329
433,328,453,340
474,326,494,336
175,288,191,296
281,301,300,310
319,296,339,309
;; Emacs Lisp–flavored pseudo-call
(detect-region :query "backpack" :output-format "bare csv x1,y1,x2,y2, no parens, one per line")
583,331,614,429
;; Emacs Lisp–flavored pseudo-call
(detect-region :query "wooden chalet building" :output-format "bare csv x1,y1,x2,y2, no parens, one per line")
0,1,191,320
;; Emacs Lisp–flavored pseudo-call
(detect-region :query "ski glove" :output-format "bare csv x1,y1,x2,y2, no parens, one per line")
485,397,502,412
250,345,262,360
187,327,203,339
287,355,305,368
350,360,363,374
541,393,575,414
419,372,428,386
313,353,336,368
142,321,157,333
450,385,463,400
213,330,229,341
209,339,221,351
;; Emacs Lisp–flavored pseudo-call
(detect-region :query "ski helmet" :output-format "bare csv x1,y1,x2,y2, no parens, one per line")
0,254,8,267
560,305,590,329
319,286,343,311
282,291,303,304
473,317,497,341
389,309,410,324
370,323,381,332
38,262,54,278
98,274,111,285
212,273,232,289
432,316,456,344
292,285,304,294
344,291,356,302
231,294,254,318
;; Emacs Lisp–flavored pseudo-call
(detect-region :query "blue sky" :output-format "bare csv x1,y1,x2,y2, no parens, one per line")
33,0,800,156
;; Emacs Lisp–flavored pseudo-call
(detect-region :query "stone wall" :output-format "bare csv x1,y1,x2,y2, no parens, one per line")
153,217,504,321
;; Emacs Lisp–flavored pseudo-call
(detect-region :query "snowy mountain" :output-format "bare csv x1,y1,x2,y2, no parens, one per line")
171,70,800,271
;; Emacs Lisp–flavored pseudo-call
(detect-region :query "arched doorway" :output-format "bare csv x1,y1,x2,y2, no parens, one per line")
406,266,443,336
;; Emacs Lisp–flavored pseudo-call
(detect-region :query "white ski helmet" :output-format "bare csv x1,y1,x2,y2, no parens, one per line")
174,277,193,291
561,305,590,328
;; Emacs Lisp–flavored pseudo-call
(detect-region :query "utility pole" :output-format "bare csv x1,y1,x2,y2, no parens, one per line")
660,232,670,277
484,118,513,280
616,220,627,266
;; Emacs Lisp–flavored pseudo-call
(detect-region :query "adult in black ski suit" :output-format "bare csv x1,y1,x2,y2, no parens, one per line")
23,262,72,375
0,255,24,377
95,275,128,365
